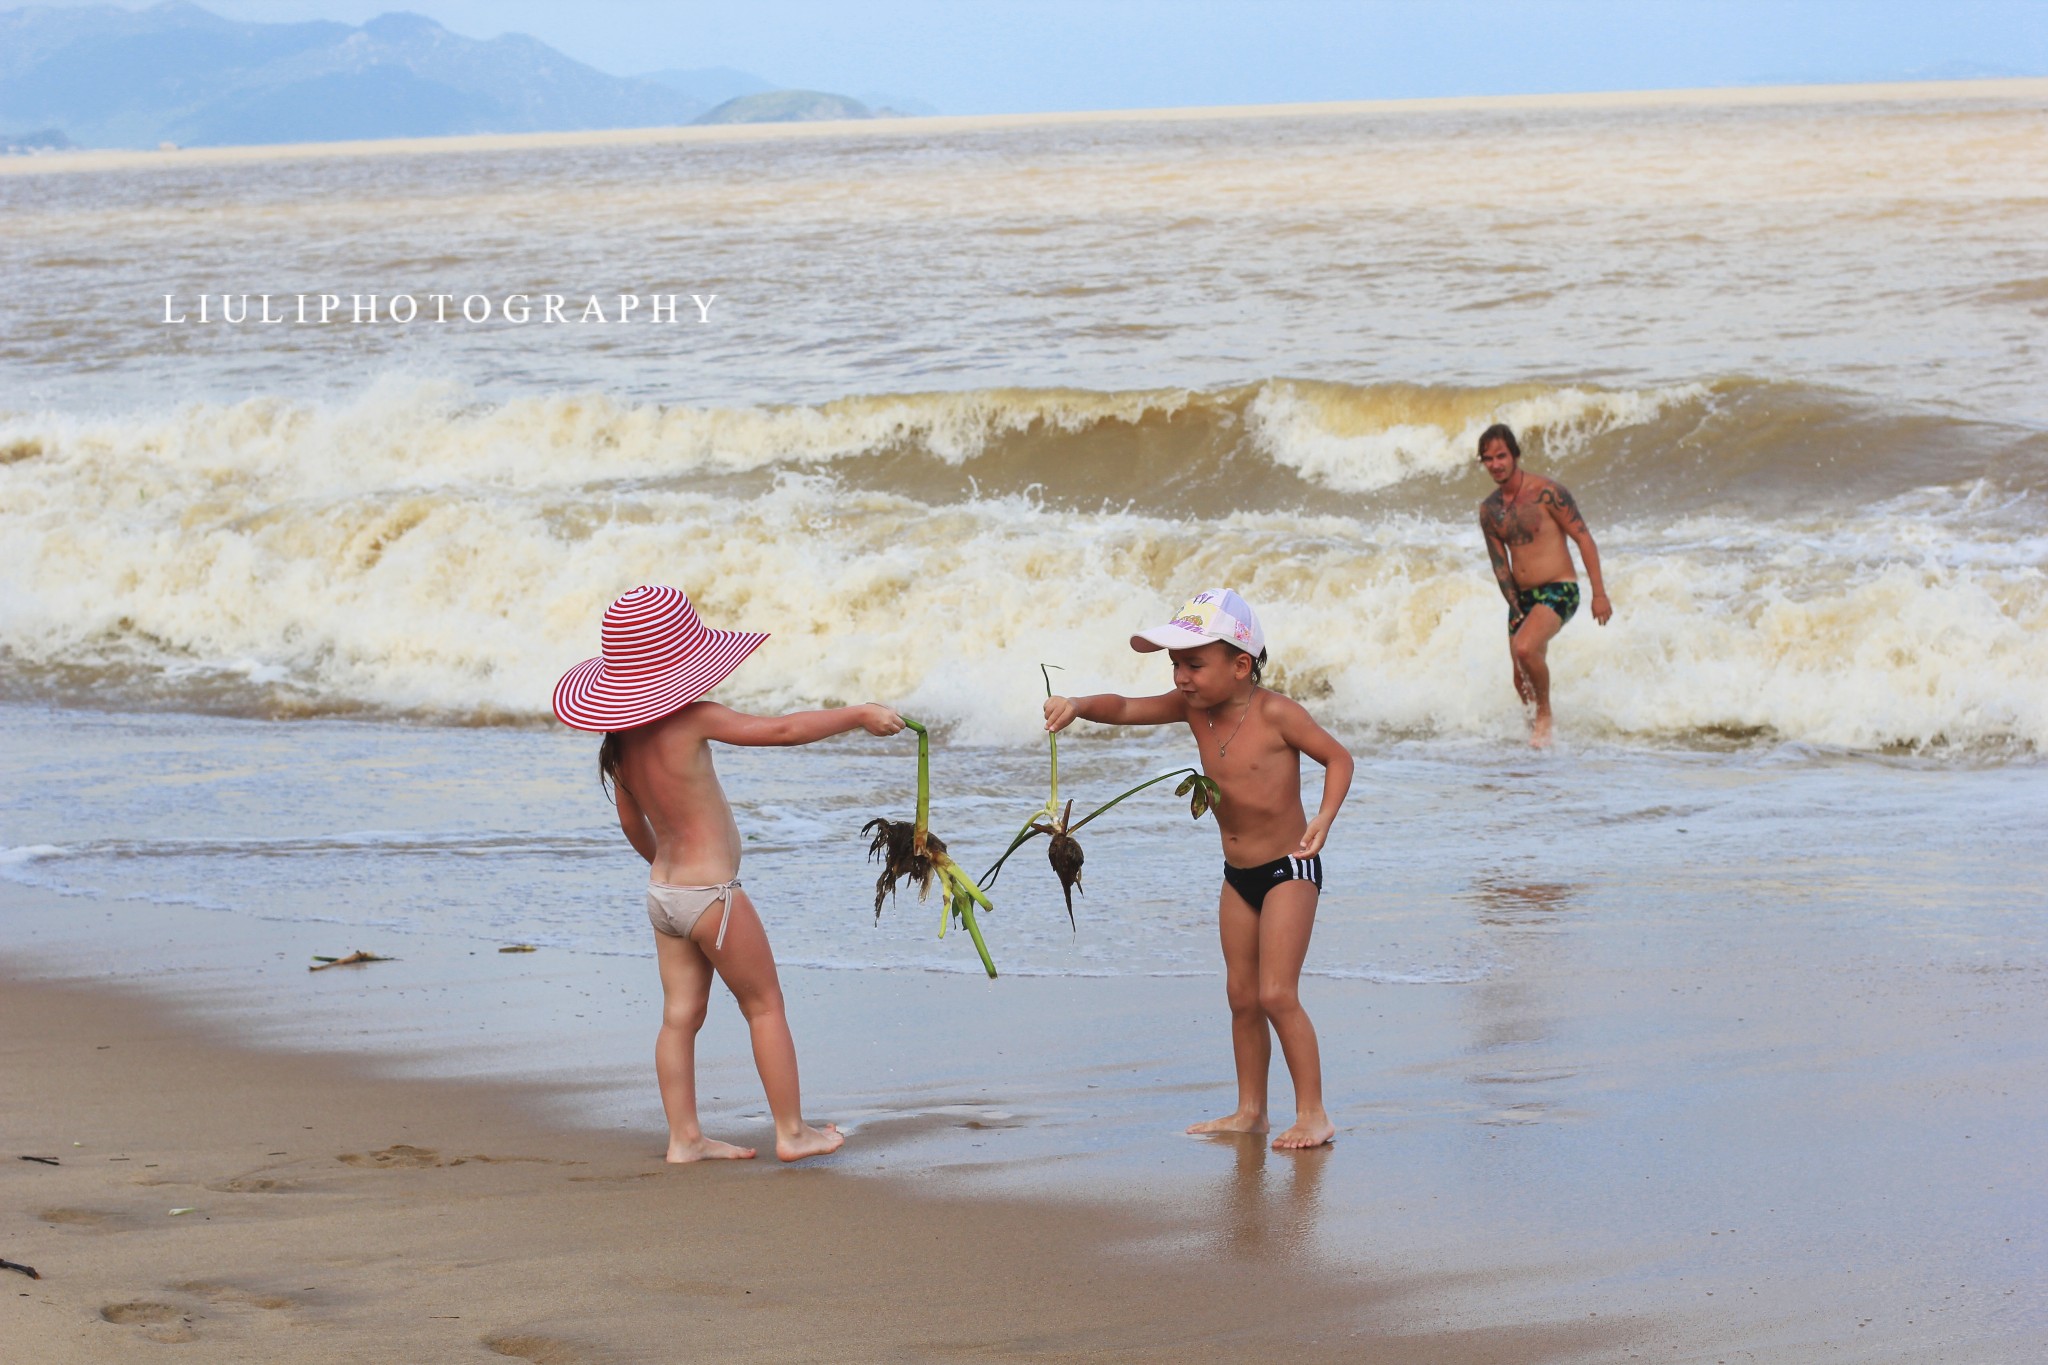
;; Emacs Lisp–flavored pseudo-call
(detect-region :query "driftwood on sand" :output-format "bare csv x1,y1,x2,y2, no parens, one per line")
308,951,394,972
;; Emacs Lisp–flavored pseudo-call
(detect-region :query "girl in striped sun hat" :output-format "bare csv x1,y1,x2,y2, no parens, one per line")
555,585,906,1163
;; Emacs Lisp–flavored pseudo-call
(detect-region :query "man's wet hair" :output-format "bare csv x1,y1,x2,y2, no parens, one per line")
1477,422,1521,460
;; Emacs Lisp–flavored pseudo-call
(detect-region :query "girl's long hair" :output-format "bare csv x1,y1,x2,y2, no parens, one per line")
598,731,626,800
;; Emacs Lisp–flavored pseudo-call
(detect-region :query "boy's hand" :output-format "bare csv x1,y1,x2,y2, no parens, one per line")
1043,695,1079,733
1295,814,1333,858
861,704,906,736
1591,591,1613,625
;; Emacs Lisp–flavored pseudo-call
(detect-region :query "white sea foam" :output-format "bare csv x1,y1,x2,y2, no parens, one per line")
1244,379,1709,492
2,384,2042,752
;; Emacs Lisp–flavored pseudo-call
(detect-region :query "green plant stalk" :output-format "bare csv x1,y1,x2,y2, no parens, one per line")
979,766,1202,885
904,718,930,836
1068,766,1199,832
939,863,998,978
1041,663,1060,818
894,717,999,978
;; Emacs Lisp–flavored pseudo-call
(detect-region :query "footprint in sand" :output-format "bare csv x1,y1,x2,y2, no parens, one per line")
338,1144,444,1169
483,1331,610,1363
101,1300,198,1344
39,1207,129,1233
172,1280,300,1311
206,1173,305,1194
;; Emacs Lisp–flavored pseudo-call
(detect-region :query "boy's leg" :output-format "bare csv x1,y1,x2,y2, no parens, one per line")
1188,884,1271,1135
1510,605,1565,746
701,891,844,1162
653,929,754,1161
1256,882,1334,1150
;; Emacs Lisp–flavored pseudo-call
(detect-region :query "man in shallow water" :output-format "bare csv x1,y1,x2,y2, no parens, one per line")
1476,422,1612,746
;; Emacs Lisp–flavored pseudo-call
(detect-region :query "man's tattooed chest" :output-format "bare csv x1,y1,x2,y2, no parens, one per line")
1484,501,1545,546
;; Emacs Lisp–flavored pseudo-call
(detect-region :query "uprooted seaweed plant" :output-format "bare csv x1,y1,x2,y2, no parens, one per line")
863,719,1001,978
981,665,1221,925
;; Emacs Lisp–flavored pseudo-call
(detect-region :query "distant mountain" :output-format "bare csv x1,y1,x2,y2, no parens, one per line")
639,65,773,108
2,125,71,154
858,92,940,118
694,90,874,125
0,2,703,147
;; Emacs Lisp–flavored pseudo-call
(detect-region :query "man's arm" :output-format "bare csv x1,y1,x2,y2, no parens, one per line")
1540,482,1612,625
690,701,905,746
1273,696,1353,858
1479,503,1520,621
1045,691,1187,733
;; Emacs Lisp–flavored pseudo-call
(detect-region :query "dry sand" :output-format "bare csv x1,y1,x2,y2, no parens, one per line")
2,968,1632,1363
3,77,2043,178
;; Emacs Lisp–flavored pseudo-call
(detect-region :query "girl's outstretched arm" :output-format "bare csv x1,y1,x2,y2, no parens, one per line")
1045,691,1186,732
690,700,904,747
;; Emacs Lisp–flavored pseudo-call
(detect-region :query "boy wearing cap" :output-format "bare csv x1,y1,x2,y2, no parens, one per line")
1044,590,1353,1150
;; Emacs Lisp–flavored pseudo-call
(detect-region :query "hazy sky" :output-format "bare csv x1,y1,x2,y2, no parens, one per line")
42,1,2048,112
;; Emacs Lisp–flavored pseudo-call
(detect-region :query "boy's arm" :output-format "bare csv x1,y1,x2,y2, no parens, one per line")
1543,481,1612,625
691,701,905,747
615,781,657,864
1045,690,1187,732
1275,697,1353,858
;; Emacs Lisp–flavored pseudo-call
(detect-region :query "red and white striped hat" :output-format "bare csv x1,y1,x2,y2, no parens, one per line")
552,586,768,732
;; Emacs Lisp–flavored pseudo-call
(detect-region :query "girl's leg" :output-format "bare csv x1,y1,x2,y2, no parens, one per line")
1255,883,1334,1150
653,929,754,1161
1188,885,1272,1135
698,890,843,1162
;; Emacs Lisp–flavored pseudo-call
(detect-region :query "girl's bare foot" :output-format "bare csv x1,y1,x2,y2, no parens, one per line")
775,1121,844,1163
1530,712,1555,748
1271,1115,1335,1150
1187,1110,1269,1135
666,1135,756,1163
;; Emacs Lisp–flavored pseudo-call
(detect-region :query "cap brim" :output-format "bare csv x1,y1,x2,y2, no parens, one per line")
552,630,769,731
1130,625,1216,653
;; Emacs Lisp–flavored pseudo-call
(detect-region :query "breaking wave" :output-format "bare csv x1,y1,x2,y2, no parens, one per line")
2,376,2043,752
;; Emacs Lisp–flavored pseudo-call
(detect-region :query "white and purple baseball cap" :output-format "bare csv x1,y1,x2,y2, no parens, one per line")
1131,588,1266,656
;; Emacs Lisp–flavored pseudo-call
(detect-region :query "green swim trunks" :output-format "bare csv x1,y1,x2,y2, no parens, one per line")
1510,581,1580,632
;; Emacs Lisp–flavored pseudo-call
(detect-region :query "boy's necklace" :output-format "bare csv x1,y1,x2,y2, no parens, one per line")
1206,688,1258,757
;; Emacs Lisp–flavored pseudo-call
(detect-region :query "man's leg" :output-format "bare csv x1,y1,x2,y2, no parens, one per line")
1188,885,1271,1134
1510,605,1565,746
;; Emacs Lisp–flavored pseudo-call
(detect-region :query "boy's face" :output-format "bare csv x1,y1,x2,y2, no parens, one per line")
1168,642,1251,705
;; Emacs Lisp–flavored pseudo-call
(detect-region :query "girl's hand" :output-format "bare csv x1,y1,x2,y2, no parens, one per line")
861,704,906,736
1295,814,1333,858
1043,695,1079,733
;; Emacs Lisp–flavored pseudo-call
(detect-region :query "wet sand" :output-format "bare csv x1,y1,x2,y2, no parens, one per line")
6,847,2045,1362
3,967,1631,1364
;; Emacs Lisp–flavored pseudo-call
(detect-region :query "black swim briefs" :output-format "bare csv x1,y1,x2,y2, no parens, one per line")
1510,580,1580,632
1222,854,1324,912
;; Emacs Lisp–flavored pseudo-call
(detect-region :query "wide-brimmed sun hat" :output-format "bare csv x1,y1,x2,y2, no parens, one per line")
1131,587,1266,656
552,585,768,732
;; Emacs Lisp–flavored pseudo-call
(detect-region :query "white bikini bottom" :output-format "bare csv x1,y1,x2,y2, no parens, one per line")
646,878,742,950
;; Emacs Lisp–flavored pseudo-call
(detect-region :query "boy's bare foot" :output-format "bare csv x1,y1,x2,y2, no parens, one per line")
665,1136,756,1163
1187,1110,1269,1135
1530,711,1554,748
775,1122,844,1163
1271,1116,1336,1150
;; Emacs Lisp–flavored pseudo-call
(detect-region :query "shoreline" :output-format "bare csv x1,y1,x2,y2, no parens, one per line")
0,962,1633,1363
3,75,2043,178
